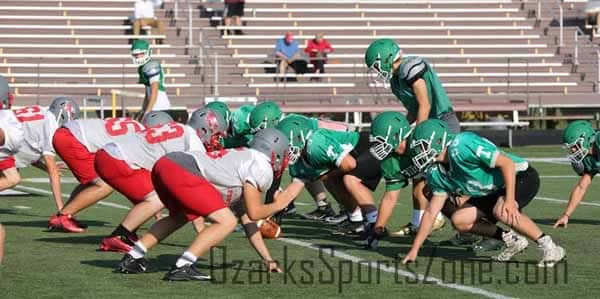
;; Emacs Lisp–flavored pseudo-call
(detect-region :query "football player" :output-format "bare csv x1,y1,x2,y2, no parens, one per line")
116,128,294,280
131,39,171,121
49,115,145,232
95,110,225,252
14,97,78,210
403,120,565,267
0,75,24,193
364,39,480,245
276,116,381,235
222,104,254,148
554,120,600,228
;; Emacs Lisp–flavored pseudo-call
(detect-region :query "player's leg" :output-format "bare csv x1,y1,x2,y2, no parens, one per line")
0,166,20,191
301,180,335,220
0,223,5,265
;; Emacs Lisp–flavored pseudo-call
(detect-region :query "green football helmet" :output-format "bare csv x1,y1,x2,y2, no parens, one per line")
230,104,255,136
563,120,596,163
369,111,411,160
364,38,402,83
205,101,231,126
131,39,152,65
276,115,314,164
249,101,283,133
409,119,451,171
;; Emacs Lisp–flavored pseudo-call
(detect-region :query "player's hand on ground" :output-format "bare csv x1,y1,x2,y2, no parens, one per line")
402,250,418,264
553,214,569,228
500,200,521,226
265,260,282,273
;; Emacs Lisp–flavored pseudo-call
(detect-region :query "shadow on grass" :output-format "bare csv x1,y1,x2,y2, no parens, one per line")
533,218,600,226
1,219,106,229
35,234,105,245
0,208,43,218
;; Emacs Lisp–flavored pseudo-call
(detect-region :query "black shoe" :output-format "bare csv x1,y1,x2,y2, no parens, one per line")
301,204,335,220
332,220,365,236
362,224,388,249
116,254,149,274
163,264,212,281
283,202,296,216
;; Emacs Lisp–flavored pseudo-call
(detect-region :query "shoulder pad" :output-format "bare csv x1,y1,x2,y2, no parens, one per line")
142,60,161,77
400,57,427,85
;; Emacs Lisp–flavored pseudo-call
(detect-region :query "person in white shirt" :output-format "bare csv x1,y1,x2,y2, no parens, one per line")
133,0,165,40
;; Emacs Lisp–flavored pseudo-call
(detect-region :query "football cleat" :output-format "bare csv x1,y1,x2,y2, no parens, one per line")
332,220,365,236
536,235,566,268
99,236,134,253
163,264,211,281
116,254,149,274
493,231,529,262
472,237,504,252
48,214,85,233
301,204,336,221
389,222,417,237
362,224,388,249
323,212,348,225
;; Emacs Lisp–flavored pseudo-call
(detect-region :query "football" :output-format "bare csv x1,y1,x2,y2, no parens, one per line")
257,218,282,239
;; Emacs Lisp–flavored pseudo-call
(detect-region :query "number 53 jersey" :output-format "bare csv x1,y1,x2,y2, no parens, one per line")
63,117,144,152
104,122,206,170
427,132,529,197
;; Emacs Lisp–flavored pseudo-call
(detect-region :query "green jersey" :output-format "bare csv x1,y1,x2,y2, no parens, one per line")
284,113,319,131
426,132,529,197
305,129,360,171
137,59,166,92
381,153,417,191
390,56,453,120
577,133,600,176
223,105,255,148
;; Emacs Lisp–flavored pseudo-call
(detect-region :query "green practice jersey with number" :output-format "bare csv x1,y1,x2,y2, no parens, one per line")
426,132,529,197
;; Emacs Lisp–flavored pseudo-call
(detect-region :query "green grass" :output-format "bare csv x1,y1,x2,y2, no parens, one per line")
1,148,600,298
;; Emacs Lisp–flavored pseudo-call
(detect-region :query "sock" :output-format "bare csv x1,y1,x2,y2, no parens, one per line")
349,207,363,222
411,210,424,227
175,251,198,268
129,241,147,259
536,233,548,245
361,205,378,224
110,224,136,240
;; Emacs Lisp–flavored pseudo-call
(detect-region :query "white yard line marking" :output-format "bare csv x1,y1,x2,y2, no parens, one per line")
280,238,513,299
13,205,32,209
12,184,513,299
536,196,600,207
526,157,569,165
22,177,79,184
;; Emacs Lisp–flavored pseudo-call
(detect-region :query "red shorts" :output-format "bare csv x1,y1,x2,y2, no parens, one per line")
151,156,226,221
0,156,15,171
52,127,98,185
94,149,155,204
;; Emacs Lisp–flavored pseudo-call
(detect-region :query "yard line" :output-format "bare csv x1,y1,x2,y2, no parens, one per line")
14,184,513,299
536,196,600,207
22,177,79,184
280,238,513,299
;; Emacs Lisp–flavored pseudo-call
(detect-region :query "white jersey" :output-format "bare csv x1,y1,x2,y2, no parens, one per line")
176,148,273,208
0,109,24,160
14,106,59,168
104,122,206,170
64,117,144,153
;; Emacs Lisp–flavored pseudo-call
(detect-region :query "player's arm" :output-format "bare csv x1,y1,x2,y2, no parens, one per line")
374,189,401,229
403,193,447,264
272,179,305,207
240,214,281,272
244,182,296,221
495,153,520,226
412,79,431,124
42,154,64,210
554,172,593,228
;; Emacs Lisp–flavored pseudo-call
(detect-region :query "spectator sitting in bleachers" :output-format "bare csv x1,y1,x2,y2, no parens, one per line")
133,0,165,43
224,0,245,35
304,33,334,81
273,32,307,81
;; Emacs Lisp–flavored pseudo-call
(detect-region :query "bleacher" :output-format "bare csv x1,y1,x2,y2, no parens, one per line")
0,0,598,120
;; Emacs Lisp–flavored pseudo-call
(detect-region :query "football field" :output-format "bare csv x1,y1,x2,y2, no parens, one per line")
1,146,599,298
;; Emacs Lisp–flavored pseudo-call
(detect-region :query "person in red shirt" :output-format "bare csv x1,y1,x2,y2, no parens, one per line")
304,33,334,81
